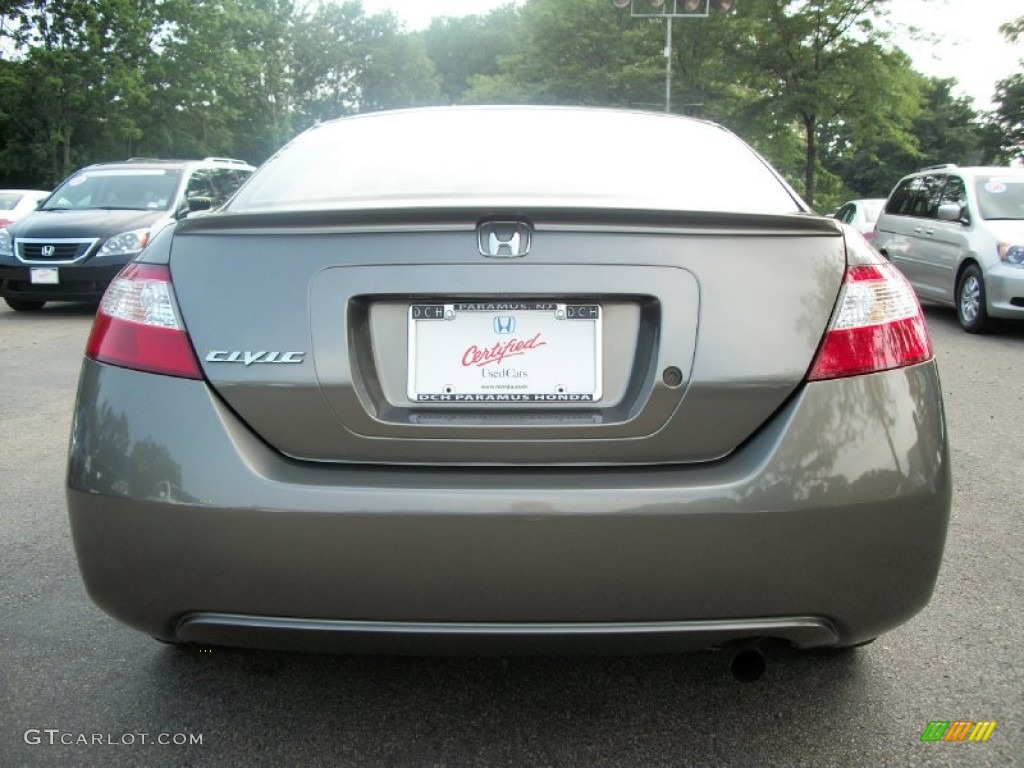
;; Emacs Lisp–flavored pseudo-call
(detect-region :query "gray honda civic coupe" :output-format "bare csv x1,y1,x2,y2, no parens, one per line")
67,107,951,667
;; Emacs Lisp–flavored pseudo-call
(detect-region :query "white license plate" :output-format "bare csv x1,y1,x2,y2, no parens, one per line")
408,302,602,403
30,268,59,285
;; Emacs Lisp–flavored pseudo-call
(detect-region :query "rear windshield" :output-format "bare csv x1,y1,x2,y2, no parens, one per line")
229,108,803,214
975,177,1024,220
43,169,183,212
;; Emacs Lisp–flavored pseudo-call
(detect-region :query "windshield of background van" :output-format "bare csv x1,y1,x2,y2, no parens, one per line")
229,108,804,214
976,178,1024,220
42,169,183,212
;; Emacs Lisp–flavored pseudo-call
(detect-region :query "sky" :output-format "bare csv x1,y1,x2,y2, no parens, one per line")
359,0,1021,110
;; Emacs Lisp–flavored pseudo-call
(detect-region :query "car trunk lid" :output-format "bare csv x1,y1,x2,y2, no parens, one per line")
169,208,845,465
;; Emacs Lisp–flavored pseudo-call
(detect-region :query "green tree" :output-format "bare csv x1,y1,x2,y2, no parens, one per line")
726,0,920,209
988,15,1024,162
421,4,521,104
670,4,746,119
292,1,371,124
291,1,439,127
0,0,1005,192
0,0,159,184
464,0,662,108
0,58,51,185
824,76,987,203
353,14,440,112
910,79,987,166
991,76,1024,162
140,0,297,164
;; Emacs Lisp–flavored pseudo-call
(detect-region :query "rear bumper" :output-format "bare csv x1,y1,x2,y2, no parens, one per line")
66,359,951,652
175,615,839,654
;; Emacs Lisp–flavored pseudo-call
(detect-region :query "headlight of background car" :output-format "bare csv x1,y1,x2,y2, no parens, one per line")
997,243,1024,267
0,228,12,258
98,229,150,258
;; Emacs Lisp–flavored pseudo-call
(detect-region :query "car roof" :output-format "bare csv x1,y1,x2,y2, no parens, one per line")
75,157,254,173
908,166,1023,178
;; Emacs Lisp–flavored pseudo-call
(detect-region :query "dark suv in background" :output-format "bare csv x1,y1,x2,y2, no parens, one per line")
0,157,254,311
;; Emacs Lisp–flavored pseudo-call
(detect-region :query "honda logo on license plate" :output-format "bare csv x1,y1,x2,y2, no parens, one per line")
493,316,516,334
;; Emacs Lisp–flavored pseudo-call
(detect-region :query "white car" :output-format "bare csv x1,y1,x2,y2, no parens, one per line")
0,189,50,229
873,165,1024,333
830,198,885,243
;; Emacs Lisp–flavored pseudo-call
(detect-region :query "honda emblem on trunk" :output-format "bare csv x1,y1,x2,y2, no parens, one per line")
478,221,531,258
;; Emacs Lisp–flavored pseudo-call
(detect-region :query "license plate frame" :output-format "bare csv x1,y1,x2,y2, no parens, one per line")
407,301,602,404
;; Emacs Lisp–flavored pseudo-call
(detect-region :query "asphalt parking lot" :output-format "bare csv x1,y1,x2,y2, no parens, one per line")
1,301,1021,767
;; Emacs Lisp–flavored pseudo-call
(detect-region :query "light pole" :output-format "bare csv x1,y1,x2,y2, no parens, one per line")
664,6,673,113
612,0,737,114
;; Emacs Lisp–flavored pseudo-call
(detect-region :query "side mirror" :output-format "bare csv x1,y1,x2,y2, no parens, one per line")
187,196,213,213
937,202,967,224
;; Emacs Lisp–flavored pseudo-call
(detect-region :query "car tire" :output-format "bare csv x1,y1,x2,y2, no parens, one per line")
4,297,46,312
956,264,992,334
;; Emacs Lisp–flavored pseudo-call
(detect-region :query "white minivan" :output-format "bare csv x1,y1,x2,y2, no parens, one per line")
873,165,1024,333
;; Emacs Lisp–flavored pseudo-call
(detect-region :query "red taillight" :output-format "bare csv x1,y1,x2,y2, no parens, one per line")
86,263,202,379
808,263,933,381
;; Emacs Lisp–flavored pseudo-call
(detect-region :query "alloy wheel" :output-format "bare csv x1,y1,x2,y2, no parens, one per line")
959,275,980,324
